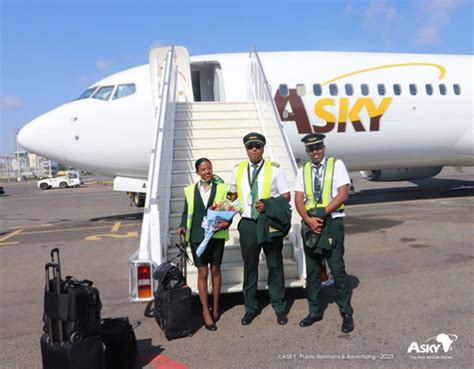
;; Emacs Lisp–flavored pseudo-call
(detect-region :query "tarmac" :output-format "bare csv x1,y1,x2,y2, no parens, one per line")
0,167,473,369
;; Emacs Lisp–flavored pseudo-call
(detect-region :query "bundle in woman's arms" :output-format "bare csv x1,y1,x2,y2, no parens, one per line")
196,200,240,257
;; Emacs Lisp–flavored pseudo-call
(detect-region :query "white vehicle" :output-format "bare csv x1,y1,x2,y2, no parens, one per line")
18,46,473,302
38,171,82,190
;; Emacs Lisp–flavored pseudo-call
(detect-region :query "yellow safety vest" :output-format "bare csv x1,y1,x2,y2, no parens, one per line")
183,182,229,242
303,157,345,211
235,160,272,214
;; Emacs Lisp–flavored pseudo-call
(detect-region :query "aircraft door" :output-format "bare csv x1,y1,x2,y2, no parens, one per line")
191,63,225,102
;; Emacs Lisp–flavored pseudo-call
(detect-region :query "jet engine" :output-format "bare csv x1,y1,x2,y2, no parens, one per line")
360,166,443,181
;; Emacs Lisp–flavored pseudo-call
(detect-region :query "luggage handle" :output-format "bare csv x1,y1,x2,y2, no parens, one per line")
44,262,65,344
177,235,192,282
50,248,61,279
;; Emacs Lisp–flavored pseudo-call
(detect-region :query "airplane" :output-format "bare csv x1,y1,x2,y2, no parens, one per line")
17,46,473,301
18,48,473,181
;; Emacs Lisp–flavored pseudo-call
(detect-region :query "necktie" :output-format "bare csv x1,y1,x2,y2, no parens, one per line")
313,164,322,204
251,164,259,219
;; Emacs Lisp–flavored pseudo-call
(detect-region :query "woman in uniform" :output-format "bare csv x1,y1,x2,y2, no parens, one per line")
176,158,229,331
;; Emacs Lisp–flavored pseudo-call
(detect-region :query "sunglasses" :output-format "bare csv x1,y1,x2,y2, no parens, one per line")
306,145,324,152
246,143,263,150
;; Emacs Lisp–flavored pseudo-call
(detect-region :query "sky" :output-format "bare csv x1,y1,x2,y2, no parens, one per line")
0,0,472,155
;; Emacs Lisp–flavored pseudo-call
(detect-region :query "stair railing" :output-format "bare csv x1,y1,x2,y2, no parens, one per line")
248,49,305,281
129,47,178,302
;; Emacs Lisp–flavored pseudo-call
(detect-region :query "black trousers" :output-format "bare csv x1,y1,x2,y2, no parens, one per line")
238,218,286,314
303,218,353,316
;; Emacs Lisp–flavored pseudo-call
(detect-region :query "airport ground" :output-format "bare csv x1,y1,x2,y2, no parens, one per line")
0,168,473,369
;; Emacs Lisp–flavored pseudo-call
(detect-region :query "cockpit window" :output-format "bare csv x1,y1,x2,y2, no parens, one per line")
77,86,99,100
112,84,136,100
92,85,115,101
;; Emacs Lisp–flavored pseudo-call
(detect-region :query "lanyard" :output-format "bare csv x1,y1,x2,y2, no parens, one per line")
247,160,265,189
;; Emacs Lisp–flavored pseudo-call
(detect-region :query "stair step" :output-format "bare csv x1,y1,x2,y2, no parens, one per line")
219,278,305,294
173,136,285,148
173,127,263,139
167,242,294,263
172,157,245,171
175,118,259,129
175,110,258,120
183,258,300,287
173,146,247,159
176,102,256,112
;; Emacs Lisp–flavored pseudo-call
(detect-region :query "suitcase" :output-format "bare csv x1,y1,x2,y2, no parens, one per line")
153,238,192,340
40,333,104,369
154,286,192,340
43,249,102,342
41,262,104,369
99,317,137,369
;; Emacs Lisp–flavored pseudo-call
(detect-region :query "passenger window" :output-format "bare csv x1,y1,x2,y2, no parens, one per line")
313,84,322,96
113,84,136,100
425,84,433,95
393,84,401,96
409,84,417,95
278,84,289,97
361,84,369,96
77,86,98,100
92,86,115,101
329,84,338,96
439,84,447,95
345,84,353,96
296,84,306,97
453,84,461,95
377,84,386,96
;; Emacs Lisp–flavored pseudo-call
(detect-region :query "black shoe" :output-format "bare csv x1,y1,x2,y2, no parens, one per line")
341,314,354,333
241,311,259,326
204,323,217,331
276,312,288,325
299,312,323,327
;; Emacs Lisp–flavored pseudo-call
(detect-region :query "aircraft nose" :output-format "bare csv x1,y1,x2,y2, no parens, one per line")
17,105,78,161
17,118,42,153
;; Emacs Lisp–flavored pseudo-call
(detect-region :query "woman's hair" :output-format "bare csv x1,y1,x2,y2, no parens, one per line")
194,157,212,172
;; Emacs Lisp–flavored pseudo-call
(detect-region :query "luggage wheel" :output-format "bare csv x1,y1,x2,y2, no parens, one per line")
70,331,83,343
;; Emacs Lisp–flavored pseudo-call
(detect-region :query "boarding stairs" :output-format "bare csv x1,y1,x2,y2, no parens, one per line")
128,46,305,302
166,101,304,293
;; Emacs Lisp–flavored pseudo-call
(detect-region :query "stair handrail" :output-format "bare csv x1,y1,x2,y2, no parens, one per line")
248,48,298,176
138,46,178,265
248,49,305,282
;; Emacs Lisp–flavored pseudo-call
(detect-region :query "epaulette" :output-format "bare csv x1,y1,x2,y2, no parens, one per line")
271,161,280,168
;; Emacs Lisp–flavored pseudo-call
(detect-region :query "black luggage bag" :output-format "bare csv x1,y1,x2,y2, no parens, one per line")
154,286,192,340
99,317,137,369
153,239,192,340
41,262,104,369
43,249,102,342
40,333,104,369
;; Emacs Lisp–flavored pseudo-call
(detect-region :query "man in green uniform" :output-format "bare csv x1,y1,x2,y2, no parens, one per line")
294,133,354,333
230,132,291,326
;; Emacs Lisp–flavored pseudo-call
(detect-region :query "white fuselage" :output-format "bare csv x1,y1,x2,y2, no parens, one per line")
18,51,473,178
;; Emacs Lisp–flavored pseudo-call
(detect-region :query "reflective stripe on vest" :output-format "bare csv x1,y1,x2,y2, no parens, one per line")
183,182,229,242
303,157,345,211
235,160,272,213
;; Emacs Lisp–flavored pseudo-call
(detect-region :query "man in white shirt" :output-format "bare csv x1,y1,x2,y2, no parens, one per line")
230,132,290,326
294,133,354,333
